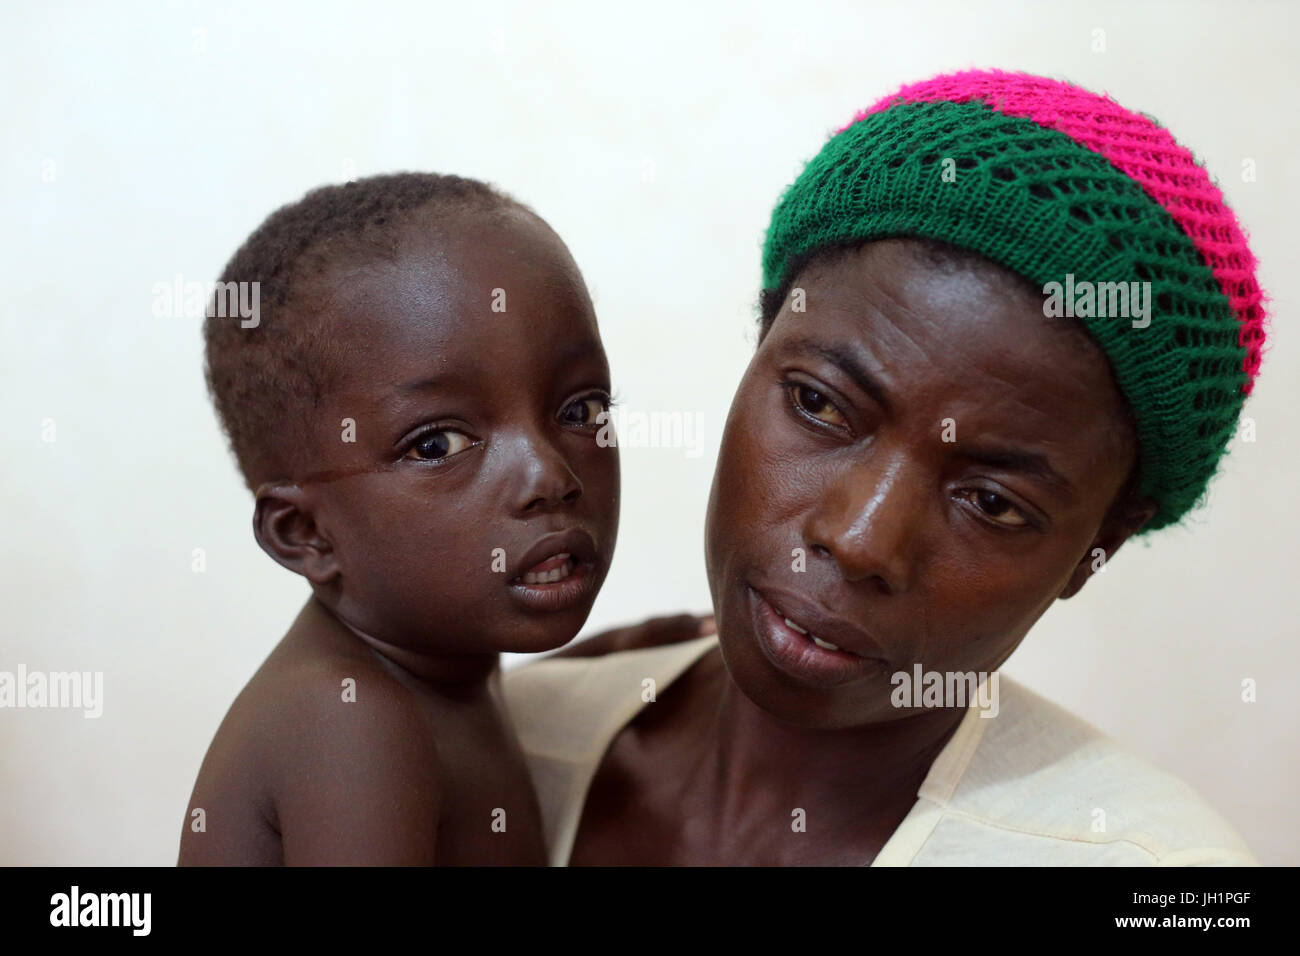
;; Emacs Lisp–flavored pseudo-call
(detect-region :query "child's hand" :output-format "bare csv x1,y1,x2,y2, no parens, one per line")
547,612,715,659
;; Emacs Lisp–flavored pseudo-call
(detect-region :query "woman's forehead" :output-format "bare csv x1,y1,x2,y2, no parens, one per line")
762,241,1133,449
789,244,1101,364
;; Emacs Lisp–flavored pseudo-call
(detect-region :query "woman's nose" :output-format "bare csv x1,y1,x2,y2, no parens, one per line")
801,450,921,595
508,431,584,514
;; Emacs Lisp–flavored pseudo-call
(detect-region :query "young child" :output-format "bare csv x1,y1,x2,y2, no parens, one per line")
179,172,619,865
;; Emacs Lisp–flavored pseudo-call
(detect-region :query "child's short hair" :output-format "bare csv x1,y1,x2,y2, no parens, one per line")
204,172,525,490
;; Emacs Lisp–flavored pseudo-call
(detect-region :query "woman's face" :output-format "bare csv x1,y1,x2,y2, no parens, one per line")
705,239,1151,729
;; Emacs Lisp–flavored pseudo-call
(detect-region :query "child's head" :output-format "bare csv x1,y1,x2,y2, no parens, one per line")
204,173,619,656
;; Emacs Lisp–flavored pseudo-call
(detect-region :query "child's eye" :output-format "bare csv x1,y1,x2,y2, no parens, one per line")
559,393,611,427
958,489,1031,528
404,429,477,462
788,383,848,429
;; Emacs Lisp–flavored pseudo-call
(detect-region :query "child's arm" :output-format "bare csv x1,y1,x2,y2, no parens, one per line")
269,663,443,865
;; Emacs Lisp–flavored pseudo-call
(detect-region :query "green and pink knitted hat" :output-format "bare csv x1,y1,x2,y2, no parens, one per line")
762,69,1267,534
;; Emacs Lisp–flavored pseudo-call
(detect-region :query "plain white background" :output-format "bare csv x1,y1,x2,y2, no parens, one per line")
2,0,1296,865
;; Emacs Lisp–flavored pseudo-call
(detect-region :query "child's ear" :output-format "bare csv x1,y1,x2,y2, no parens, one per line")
1058,496,1158,600
252,483,340,585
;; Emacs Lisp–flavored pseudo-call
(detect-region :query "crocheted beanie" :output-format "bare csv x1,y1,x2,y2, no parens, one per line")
761,69,1267,534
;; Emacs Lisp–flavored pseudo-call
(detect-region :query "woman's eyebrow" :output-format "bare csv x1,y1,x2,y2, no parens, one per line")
784,335,1075,500
960,446,1076,501
785,337,892,412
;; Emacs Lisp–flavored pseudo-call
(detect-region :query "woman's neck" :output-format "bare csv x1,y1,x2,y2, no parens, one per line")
695,664,969,825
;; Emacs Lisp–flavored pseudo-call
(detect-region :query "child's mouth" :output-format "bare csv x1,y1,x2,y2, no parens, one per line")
506,528,602,614
508,554,597,613
519,552,577,585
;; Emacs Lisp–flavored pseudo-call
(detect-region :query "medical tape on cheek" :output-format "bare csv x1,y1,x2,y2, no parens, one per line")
278,460,403,488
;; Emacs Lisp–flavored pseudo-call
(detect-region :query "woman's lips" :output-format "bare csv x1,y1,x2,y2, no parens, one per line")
746,587,889,688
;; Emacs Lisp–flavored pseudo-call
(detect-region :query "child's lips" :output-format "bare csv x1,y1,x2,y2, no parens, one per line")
520,552,575,584
506,528,602,612
508,555,598,613
509,528,599,582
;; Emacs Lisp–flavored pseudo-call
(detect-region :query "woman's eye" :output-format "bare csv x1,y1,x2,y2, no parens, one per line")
963,489,1030,528
404,429,476,461
559,394,610,426
791,384,847,428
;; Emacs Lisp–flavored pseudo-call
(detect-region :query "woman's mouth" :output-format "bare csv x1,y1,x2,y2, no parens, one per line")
778,615,843,652
746,587,888,688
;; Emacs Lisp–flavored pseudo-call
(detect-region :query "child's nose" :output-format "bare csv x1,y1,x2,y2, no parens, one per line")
509,433,584,514
801,450,922,595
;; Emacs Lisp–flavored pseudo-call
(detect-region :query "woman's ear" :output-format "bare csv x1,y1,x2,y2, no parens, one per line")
1058,495,1159,600
252,483,340,585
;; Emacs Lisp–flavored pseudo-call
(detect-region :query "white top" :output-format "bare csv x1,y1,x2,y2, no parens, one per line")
502,634,1258,866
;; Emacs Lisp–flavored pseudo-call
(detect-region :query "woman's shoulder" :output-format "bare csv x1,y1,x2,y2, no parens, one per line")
500,634,720,865
920,675,1260,866
502,634,719,760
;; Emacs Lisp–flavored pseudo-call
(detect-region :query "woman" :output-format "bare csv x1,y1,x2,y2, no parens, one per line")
502,70,1265,865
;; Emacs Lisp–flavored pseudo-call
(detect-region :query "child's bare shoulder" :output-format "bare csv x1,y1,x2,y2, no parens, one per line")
182,603,444,864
